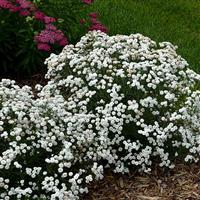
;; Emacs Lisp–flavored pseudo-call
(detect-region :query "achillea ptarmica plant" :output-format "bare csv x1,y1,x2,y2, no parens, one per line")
0,31,200,199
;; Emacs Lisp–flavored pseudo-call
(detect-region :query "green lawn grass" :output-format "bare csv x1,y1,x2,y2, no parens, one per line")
89,0,200,72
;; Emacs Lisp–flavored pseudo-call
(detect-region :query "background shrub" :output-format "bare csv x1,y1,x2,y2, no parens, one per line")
38,0,86,43
0,10,48,77
45,31,200,173
0,0,105,78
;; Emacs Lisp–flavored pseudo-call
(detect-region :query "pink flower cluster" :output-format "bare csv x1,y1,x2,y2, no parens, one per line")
82,0,94,5
1,0,107,51
88,12,108,33
34,11,56,24
34,24,68,51
81,0,108,33
0,0,36,16
33,11,68,51
0,0,68,51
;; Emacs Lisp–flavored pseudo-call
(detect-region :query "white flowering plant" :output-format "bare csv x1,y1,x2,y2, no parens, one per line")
0,31,200,200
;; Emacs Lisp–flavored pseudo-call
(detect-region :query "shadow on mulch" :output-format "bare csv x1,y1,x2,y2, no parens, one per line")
0,71,48,99
81,162,200,200
0,67,48,88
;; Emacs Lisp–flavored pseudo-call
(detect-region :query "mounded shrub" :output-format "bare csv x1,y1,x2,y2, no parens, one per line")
0,31,200,199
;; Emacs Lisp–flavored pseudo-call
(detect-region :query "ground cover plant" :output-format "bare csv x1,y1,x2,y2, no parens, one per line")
0,31,200,200
89,0,200,73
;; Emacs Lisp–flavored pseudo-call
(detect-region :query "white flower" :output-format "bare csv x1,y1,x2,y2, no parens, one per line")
0,31,200,200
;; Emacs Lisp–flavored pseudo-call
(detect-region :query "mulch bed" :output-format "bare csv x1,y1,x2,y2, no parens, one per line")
82,162,200,200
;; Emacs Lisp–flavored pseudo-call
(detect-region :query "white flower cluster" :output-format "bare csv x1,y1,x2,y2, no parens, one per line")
0,31,200,199
0,80,98,199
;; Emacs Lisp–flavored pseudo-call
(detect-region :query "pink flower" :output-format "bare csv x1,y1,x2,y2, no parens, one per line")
35,30,55,44
89,22,108,33
82,0,93,5
45,24,57,31
0,0,14,9
16,0,32,9
35,24,68,50
34,11,45,21
80,18,86,25
9,6,21,12
88,11,108,33
37,43,51,51
19,10,30,16
90,17,98,24
28,3,36,11
34,12,56,24
88,12,98,19
44,16,56,24
59,38,68,46
54,31,64,41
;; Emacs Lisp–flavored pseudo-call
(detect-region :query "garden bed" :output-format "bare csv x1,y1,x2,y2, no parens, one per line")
1,1,200,199
83,162,200,200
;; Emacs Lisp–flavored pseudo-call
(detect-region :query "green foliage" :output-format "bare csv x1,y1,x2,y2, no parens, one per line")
0,0,89,78
37,0,88,43
0,10,47,78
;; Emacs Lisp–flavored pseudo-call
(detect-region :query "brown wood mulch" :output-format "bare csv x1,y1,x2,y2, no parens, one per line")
82,162,200,200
